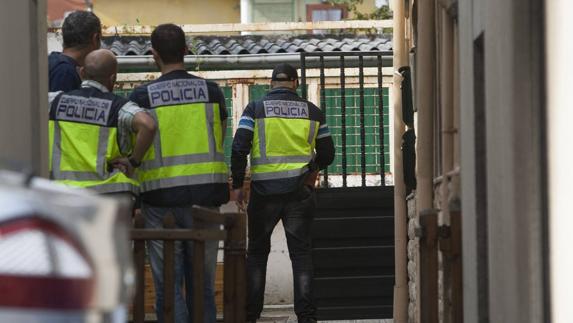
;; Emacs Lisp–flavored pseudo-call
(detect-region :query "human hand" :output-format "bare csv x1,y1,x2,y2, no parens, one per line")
231,188,244,201
304,170,319,189
108,157,134,177
231,188,245,211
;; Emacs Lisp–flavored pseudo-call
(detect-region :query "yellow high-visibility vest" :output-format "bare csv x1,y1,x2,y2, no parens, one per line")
137,78,228,192
49,89,138,194
251,99,318,181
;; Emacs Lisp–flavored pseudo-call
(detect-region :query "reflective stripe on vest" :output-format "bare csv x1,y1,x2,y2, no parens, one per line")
56,180,137,194
251,166,310,181
138,103,228,192
49,121,138,194
250,114,318,181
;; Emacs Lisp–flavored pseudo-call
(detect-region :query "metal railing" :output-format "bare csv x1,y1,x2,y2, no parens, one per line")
131,206,246,323
300,51,391,188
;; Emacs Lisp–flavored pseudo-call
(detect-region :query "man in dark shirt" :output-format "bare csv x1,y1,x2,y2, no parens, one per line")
129,24,229,323
49,11,101,92
231,64,335,323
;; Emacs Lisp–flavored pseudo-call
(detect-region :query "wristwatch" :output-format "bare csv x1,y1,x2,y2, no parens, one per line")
128,156,142,168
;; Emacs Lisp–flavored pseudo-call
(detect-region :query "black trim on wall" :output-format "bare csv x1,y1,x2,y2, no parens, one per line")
473,32,490,323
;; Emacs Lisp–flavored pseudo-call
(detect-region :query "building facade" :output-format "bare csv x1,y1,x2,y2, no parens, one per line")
92,0,241,26
89,0,381,26
243,0,379,23
393,0,549,322
47,0,87,27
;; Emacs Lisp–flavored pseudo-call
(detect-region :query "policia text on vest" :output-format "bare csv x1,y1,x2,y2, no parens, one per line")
49,83,145,195
56,95,111,125
148,78,208,106
264,100,309,118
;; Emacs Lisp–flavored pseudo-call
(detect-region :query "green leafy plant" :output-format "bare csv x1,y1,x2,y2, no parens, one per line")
326,0,393,34
328,0,393,20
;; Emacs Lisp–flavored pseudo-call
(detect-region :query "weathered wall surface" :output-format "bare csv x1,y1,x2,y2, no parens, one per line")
0,0,48,176
406,193,418,323
406,0,547,321
92,0,241,26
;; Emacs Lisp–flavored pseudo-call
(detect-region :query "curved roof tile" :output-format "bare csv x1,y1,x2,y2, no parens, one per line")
101,35,391,56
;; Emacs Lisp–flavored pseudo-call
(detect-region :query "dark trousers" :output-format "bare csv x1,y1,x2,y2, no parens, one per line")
246,186,317,321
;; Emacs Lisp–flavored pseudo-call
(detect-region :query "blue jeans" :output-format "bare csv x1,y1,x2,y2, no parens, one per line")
246,186,317,321
143,204,219,323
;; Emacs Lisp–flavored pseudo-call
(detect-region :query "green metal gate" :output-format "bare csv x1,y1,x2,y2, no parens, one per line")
249,51,395,319
300,51,395,320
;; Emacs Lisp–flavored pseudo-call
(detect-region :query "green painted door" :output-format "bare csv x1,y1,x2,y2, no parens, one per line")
248,84,270,102
249,84,305,100
323,87,390,175
220,86,234,167
113,88,131,98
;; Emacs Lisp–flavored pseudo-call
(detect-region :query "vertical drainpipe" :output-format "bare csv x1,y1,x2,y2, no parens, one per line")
547,1,573,322
416,0,436,318
439,6,454,322
452,22,460,190
416,0,436,225
240,0,251,35
240,0,250,23
440,5,454,222
392,0,408,322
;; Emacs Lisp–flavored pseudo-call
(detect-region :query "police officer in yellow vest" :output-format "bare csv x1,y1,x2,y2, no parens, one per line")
129,24,229,323
49,49,156,196
231,64,335,323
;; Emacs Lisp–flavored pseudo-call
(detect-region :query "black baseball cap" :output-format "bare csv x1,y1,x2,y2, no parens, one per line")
271,63,298,81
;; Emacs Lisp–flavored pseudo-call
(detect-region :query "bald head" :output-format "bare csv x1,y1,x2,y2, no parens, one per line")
81,49,117,90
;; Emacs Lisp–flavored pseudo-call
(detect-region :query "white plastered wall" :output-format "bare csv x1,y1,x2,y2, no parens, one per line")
0,0,48,176
547,1,573,322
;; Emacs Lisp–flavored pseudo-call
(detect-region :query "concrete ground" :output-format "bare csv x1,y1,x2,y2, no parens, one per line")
142,305,394,322
258,306,393,323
